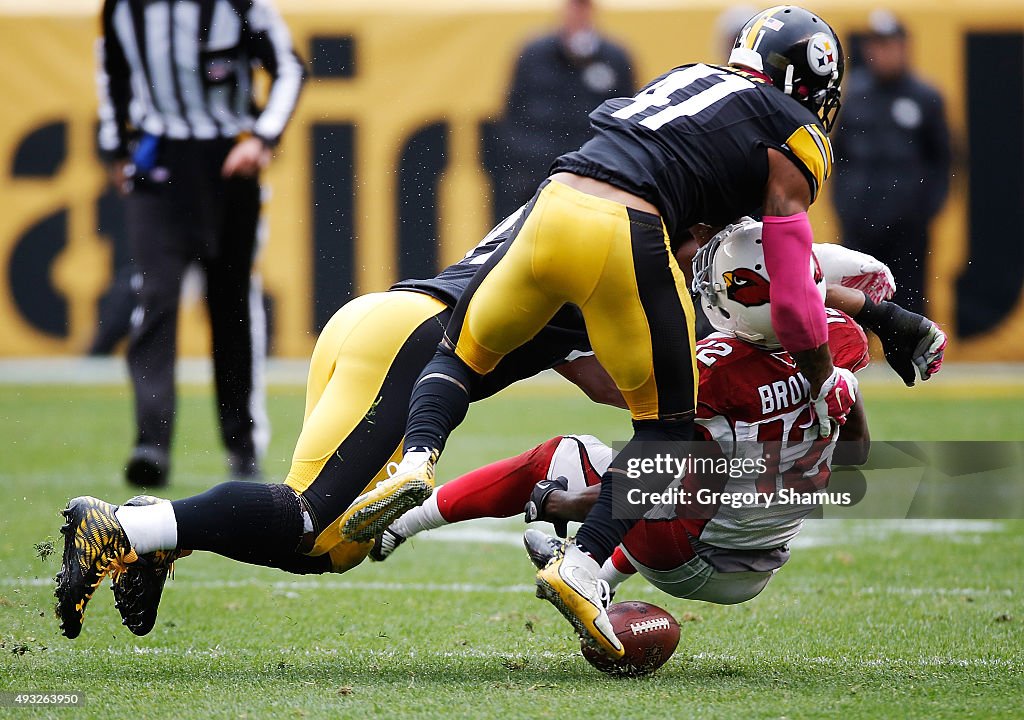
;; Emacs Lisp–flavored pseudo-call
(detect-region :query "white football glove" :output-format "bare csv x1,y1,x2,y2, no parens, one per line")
913,322,947,382
808,367,859,438
813,243,896,303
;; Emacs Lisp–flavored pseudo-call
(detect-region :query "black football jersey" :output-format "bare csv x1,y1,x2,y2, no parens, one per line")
551,63,833,247
391,206,592,363
391,205,524,308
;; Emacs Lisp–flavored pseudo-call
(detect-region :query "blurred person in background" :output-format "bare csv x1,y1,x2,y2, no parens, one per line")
488,0,634,220
831,9,951,315
97,0,305,486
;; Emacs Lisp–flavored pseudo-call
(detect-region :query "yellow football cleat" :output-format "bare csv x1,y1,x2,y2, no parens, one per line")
339,450,437,544
54,496,138,639
535,539,623,659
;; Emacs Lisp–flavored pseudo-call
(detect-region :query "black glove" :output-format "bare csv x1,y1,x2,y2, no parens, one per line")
524,475,570,537
857,298,946,386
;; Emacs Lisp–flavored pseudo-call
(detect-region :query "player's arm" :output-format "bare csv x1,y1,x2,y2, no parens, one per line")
826,286,947,386
541,484,601,524
825,284,866,316
554,355,627,409
762,148,831,389
763,149,856,436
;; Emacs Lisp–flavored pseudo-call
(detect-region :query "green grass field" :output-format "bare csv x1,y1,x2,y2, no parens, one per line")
1,373,1023,719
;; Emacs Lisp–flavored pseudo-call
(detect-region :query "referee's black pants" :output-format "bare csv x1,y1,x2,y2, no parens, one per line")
124,138,267,469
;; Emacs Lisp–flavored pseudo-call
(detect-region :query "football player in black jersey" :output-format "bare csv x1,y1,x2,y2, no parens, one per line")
351,6,854,658
52,210,944,640
52,210,616,640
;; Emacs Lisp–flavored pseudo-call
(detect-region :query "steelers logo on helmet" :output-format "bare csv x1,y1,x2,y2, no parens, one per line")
807,32,838,77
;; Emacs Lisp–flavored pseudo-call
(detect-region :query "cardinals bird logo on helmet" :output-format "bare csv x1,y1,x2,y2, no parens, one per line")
723,268,771,307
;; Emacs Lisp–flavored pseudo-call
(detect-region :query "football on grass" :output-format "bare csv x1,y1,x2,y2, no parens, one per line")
580,601,680,677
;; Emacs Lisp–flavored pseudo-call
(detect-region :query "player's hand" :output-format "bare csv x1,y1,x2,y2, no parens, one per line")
222,137,271,178
909,321,947,383
809,367,858,438
524,476,569,537
876,309,947,386
813,243,896,303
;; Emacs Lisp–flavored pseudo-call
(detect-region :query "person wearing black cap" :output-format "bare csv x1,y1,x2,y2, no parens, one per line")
831,9,951,315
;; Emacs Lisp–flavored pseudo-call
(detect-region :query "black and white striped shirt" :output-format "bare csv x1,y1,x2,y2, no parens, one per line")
98,0,305,159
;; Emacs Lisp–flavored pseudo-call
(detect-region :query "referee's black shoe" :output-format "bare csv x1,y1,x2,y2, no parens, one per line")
125,445,169,488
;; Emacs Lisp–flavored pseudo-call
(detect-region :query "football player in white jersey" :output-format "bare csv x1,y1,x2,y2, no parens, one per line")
374,219,941,607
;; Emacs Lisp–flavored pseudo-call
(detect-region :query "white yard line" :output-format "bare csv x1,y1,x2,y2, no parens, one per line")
7,520,1009,595
390,517,1010,550
687,652,1021,670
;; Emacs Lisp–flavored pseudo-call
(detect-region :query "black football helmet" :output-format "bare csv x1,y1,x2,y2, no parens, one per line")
728,5,844,132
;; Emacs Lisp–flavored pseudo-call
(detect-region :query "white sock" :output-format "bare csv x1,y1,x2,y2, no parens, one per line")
115,503,178,554
389,493,447,538
598,557,632,593
396,448,435,474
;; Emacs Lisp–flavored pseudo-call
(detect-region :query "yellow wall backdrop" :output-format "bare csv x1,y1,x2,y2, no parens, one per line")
0,0,1021,358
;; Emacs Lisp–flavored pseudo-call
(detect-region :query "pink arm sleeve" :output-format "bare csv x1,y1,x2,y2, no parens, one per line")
761,213,828,353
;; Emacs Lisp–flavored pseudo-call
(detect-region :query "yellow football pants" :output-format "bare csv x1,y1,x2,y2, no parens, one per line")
447,179,697,421
284,290,448,567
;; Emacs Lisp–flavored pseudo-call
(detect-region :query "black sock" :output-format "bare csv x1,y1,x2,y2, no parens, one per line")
575,417,694,564
259,551,332,575
171,482,305,567
403,347,474,454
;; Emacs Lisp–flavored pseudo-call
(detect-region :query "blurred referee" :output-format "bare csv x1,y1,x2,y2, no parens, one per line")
97,0,305,486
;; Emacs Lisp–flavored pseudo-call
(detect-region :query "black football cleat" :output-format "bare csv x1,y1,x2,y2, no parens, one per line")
110,495,183,636
54,496,138,639
125,445,169,488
